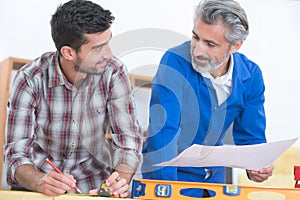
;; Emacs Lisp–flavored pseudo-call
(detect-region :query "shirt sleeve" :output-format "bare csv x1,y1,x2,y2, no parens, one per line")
233,66,267,145
4,71,37,185
107,60,143,171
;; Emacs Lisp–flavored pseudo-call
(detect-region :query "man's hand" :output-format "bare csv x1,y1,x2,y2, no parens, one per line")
15,164,77,196
246,165,274,182
35,170,77,196
89,171,130,198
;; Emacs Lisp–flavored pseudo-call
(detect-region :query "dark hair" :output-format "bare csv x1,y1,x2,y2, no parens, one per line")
195,0,249,44
50,0,114,54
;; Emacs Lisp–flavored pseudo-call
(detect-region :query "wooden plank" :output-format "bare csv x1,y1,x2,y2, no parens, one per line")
0,190,132,200
0,58,13,189
55,194,125,200
0,190,53,200
129,74,153,88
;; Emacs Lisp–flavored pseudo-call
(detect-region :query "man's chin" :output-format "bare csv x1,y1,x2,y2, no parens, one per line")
87,70,105,75
192,64,210,74
78,69,105,75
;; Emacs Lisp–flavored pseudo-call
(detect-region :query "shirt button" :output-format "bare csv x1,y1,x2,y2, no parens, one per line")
97,108,101,113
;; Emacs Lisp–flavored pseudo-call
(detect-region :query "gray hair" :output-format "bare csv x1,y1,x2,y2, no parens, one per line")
195,0,249,44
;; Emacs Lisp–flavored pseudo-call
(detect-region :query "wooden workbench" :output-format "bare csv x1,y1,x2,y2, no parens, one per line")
0,190,131,200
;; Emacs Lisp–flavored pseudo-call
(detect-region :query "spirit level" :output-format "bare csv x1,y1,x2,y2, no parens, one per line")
132,178,300,199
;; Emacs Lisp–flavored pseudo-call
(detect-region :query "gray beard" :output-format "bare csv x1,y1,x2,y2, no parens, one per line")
190,45,231,74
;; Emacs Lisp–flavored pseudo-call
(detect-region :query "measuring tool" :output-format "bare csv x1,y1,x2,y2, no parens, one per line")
132,178,300,199
98,179,120,198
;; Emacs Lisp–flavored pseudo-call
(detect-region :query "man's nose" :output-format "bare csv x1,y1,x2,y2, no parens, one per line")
193,41,206,56
102,45,113,60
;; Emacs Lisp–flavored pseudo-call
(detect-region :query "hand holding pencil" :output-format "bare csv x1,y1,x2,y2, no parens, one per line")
45,158,82,194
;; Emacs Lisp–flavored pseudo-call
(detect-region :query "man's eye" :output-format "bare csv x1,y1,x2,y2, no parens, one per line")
207,42,216,47
94,47,103,52
192,35,199,40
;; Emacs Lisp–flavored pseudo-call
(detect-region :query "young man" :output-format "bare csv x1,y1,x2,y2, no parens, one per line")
5,0,142,197
142,0,273,197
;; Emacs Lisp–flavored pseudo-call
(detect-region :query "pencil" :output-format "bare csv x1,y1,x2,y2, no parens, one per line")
45,158,82,194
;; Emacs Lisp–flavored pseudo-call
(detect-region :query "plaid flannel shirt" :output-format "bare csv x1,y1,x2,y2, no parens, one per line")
5,51,142,193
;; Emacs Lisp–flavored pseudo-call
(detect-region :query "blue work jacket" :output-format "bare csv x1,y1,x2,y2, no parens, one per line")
142,41,267,186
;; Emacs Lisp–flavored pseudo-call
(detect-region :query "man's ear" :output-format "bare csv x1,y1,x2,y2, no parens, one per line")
60,46,76,61
231,40,243,53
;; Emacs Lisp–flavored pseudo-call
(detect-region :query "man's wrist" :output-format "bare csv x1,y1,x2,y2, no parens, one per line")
114,164,135,183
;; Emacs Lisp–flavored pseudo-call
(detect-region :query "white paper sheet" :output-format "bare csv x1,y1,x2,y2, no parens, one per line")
155,138,298,170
